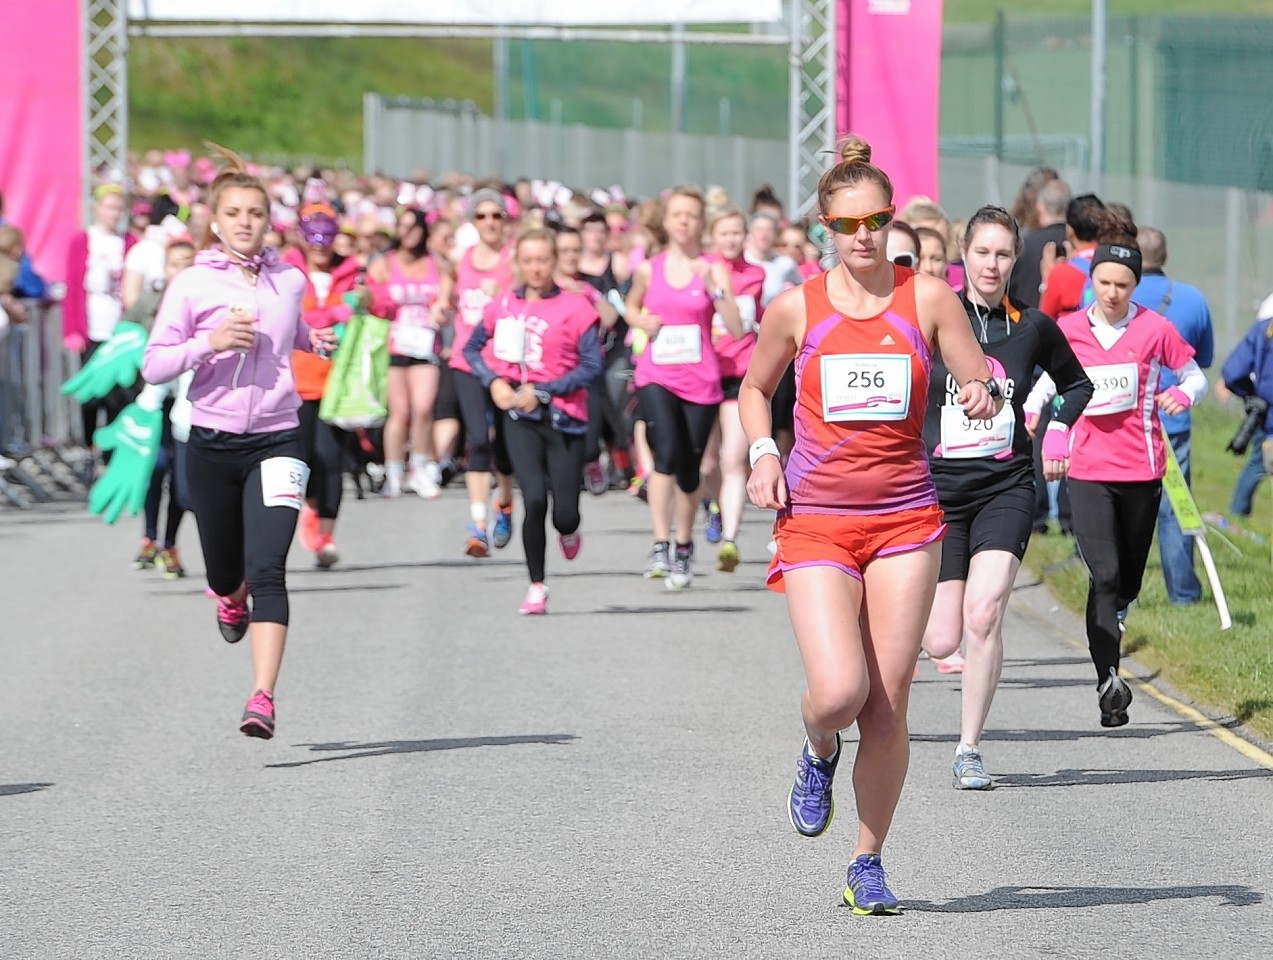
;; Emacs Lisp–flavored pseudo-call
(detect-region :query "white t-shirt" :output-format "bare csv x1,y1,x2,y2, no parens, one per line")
85,225,124,341
745,250,803,307
123,226,168,295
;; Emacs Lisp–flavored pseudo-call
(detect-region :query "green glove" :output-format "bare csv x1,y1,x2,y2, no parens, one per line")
61,321,149,403
88,400,163,524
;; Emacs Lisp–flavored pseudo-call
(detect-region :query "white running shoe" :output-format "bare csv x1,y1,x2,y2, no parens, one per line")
408,470,441,500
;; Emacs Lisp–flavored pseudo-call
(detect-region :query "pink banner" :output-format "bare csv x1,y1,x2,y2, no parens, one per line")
836,0,943,207
0,0,82,285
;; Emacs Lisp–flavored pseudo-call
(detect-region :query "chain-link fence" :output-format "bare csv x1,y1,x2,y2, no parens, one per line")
942,14,1273,191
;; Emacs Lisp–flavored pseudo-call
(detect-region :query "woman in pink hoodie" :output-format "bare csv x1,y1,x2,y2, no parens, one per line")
143,147,333,741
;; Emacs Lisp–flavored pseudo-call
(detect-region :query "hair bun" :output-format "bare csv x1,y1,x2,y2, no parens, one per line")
838,135,872,165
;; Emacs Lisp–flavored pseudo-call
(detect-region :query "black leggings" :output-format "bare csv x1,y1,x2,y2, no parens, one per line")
80,340,132,452
503,414,586,584
1069,479,1162,685
585,351,633,462
637,383,719,493
452,368,513,475
297,399,346,520
186,428,305,626
144,437,185,547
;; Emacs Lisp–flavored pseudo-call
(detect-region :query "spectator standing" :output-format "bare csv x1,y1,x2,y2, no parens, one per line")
1134,227,1214,605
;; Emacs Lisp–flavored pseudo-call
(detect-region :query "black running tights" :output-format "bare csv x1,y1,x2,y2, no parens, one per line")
185,428,304,625
636,383,718,494
297,399,346,520
503,414,585,584
1068,479,1162,685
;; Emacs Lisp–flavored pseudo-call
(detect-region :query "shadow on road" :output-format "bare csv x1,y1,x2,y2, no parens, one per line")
287,583,406,595
912,721,1207,744
995,767,1273,788
908,883,1263,913
554,604,752,616
0,782,53,797
266,733,578,769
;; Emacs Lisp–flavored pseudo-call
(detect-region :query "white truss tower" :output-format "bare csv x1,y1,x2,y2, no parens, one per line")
86,0,129,194
788,0,838,218
100,3,837,214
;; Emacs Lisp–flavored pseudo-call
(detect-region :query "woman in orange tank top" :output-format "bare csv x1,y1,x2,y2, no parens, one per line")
738,136,1003,915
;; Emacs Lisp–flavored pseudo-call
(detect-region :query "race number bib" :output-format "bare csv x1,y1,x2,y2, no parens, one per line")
391,304,437,359
650,324,703,366
711,296,758,343
820,354,910,422
492,316,528,364
1085,362,1139,417
939,403,1016,459
259,456,309,510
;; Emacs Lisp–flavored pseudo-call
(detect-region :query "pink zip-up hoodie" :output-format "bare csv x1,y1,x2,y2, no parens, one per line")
142,246,310,435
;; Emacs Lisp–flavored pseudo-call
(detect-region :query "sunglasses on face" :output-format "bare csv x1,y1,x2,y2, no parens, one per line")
475,212,506,222
823,207,895,235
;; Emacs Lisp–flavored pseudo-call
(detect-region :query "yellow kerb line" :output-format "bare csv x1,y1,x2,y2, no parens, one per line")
1121,672,1273,772
1010,594,1273,772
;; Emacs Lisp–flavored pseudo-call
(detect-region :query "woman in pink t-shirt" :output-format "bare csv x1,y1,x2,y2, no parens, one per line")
698,207,766,575
626,187,743,590
463,228,602,615
451,189,517,558
1026,238,1206,727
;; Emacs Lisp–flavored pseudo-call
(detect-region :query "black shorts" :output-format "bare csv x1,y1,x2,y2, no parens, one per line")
389,354,438,368
771,362,797,432
720,377,744,402
434,361,460,421
938,483,1035,582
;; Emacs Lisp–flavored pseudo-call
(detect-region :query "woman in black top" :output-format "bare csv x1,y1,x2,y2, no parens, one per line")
921,205,1093,790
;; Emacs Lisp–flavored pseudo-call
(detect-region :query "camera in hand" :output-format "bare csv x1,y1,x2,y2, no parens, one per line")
1227,395,1269,455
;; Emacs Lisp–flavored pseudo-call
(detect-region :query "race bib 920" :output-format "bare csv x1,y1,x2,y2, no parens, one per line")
820,353,910,422
260,456,309,510
938,403,1015,459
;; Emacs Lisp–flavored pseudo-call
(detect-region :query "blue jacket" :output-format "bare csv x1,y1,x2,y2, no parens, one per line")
0,218,47,299
1221,316,1273,434
1134,271,1213,435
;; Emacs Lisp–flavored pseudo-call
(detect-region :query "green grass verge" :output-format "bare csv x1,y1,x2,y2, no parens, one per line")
1022,400,1273,742
946,0,1270,20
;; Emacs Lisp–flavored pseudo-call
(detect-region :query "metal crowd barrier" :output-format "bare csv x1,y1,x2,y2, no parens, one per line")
0,299,90,508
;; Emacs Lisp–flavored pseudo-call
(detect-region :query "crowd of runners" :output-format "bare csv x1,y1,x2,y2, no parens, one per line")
15,135,1255,915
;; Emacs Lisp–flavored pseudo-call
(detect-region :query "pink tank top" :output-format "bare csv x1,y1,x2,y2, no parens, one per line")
452,245,513,374
387,255,441,359
709,254,766,381
632,253,723,404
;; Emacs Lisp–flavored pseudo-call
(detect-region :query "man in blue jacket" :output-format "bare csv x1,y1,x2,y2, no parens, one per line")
1222,295,1273,502
1135,227,1214,606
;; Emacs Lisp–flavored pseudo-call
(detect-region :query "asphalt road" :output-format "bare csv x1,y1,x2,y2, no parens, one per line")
4,486,1270,959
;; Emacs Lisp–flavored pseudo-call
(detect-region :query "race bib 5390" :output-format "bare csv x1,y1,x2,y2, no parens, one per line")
1085,362,1139,417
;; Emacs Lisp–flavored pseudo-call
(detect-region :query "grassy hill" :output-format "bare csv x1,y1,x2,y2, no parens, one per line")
128,3,1268,162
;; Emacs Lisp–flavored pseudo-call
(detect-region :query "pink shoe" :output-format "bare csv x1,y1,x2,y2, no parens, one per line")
519,583,549,615
298,502,320,552
240,689,275,740
559,532,583,560
216,594,250,644
935,651,966,674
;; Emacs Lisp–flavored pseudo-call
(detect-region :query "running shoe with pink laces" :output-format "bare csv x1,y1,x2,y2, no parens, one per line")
559,532,583,560
583,461,607,496
240,689,275,739
935,650,966,674
216,594,250,644
519,583,549,615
